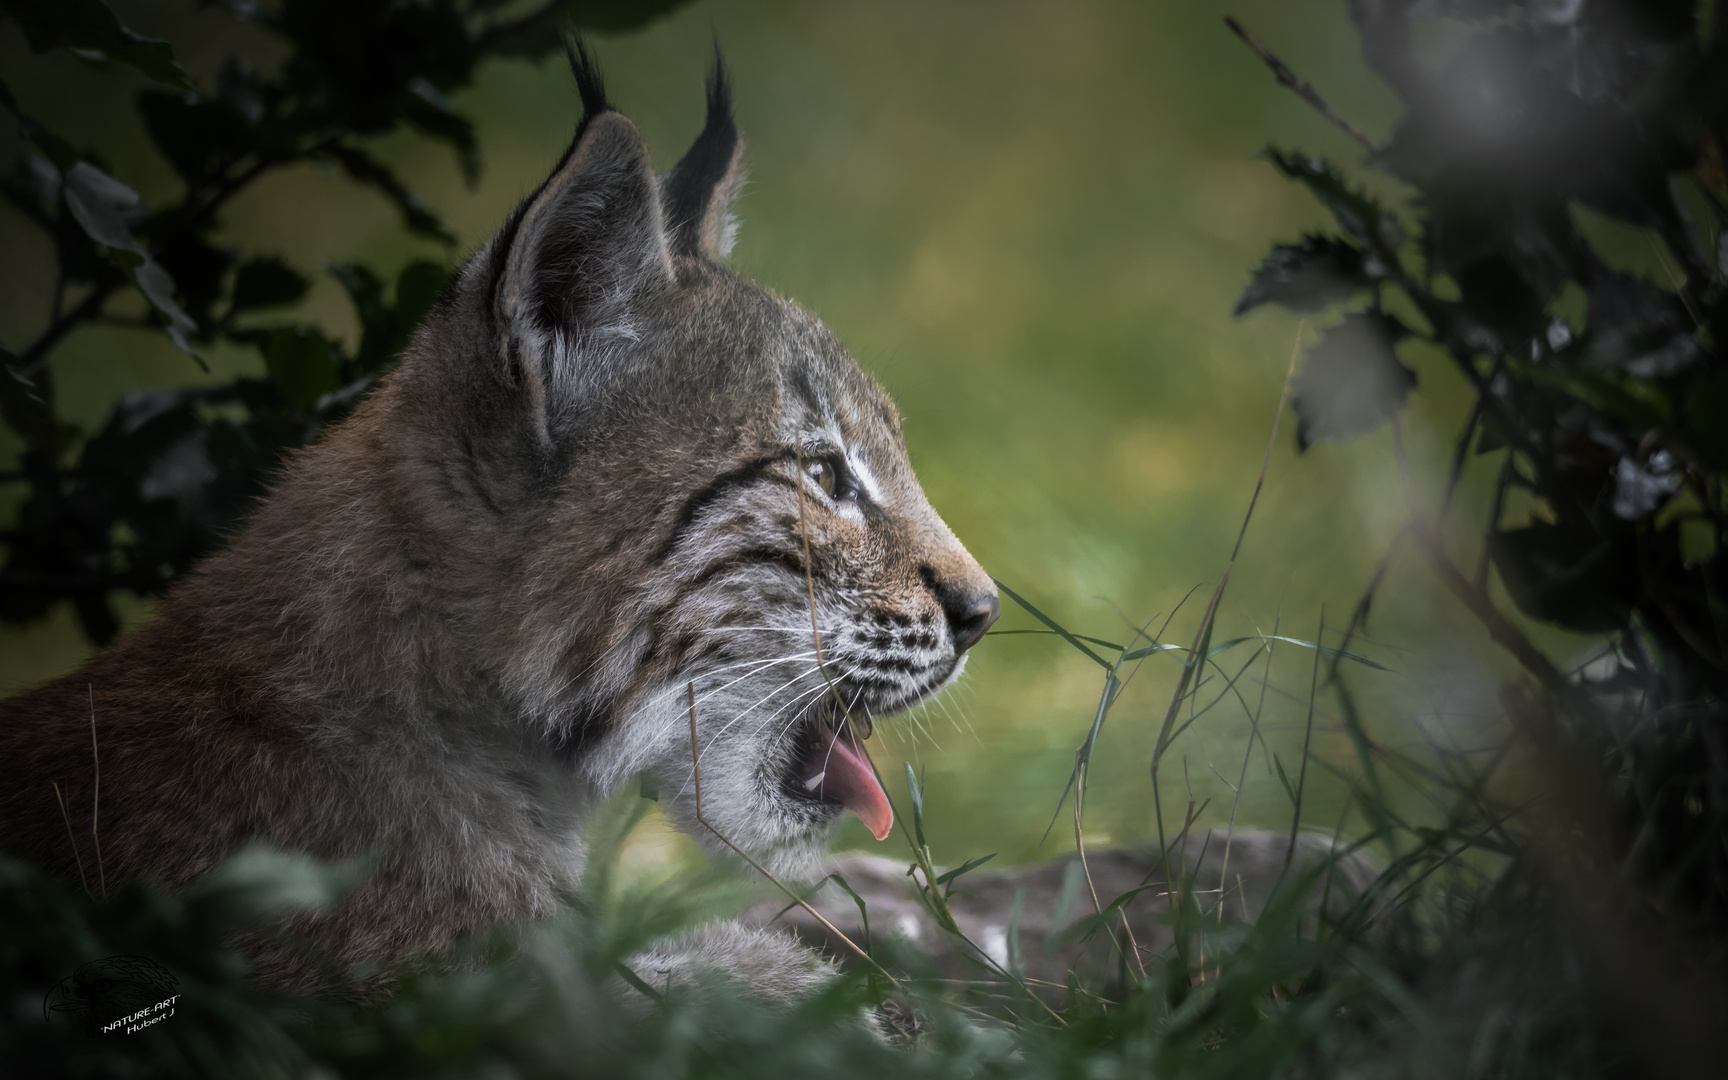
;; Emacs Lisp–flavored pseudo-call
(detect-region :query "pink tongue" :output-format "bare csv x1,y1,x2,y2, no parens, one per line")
808,725,894,841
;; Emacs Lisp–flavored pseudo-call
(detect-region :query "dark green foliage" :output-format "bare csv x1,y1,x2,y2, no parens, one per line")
0,801,1532,1079
1238,0,1728,1070
0,0,690,644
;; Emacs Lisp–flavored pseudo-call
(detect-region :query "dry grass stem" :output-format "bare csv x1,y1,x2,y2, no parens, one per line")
51,780,92,898
1073,753,1148,982
89,684,105,896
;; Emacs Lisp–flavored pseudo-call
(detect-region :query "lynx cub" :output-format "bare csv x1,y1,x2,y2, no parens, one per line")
0,48,997,994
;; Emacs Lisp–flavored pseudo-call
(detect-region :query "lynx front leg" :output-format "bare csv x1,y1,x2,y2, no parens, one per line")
619,921,839,1011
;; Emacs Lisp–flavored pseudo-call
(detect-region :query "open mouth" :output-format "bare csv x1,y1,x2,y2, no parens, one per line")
783,712,894,841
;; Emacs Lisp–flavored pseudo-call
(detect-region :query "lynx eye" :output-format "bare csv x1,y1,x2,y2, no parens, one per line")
806,456,849,500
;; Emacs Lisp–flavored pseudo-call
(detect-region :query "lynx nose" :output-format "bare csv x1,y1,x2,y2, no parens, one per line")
947,591,1000,655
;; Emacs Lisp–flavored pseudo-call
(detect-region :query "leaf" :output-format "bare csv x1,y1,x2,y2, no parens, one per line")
935,853,997,891
1580,267,1700,378
825,872,873,955
988,628,1127,651
329,260,449,375
59,160,142,252
3,0,192,90
1273,752,1300,808
139,92,256,185
904,763,926,849
1292,311,1416,449
231,257,309,313
59,162,201,357
1510,360,1670,430
392,260,449,330
1258,634,1392,672
991,576,1110,669
322,145,456,244
255,326,340,412
1262,147,1404,256
1489,522,1641,634
1052,882,1165,947
130,259,200,356
1235,234,1370,316
612,960,663,1003
1117,641,1184,662
1453,255,1544,343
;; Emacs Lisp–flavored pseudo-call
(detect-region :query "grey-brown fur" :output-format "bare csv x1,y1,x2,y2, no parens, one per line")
0,51,996,994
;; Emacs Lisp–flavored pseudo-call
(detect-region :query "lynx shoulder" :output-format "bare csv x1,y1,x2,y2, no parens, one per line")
0,49,997,992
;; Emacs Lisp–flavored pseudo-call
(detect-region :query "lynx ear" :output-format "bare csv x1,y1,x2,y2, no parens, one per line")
663,51,745,261
491,43,673,428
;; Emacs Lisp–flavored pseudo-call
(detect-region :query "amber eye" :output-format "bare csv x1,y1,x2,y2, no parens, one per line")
808,458,839,499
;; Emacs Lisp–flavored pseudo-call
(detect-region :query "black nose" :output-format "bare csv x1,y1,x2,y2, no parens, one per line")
946,590,1000,655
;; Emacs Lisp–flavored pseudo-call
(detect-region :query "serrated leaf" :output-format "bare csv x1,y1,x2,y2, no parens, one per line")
1262,147,1404,256
1292,312,1416,449
1235,234,1370,316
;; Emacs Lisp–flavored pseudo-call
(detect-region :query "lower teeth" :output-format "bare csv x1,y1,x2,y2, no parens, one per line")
803,771,826,791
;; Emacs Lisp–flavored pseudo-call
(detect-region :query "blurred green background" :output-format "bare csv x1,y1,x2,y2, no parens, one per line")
0,1,1562,870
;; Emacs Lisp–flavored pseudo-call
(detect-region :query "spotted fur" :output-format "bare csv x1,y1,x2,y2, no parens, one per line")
0,50,996,991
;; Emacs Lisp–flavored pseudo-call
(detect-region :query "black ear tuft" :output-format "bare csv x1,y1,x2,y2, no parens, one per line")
484,45,672,440
566,36,611,127
663,44,745,260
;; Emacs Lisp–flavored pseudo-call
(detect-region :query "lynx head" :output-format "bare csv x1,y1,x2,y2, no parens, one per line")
399,46,995,876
